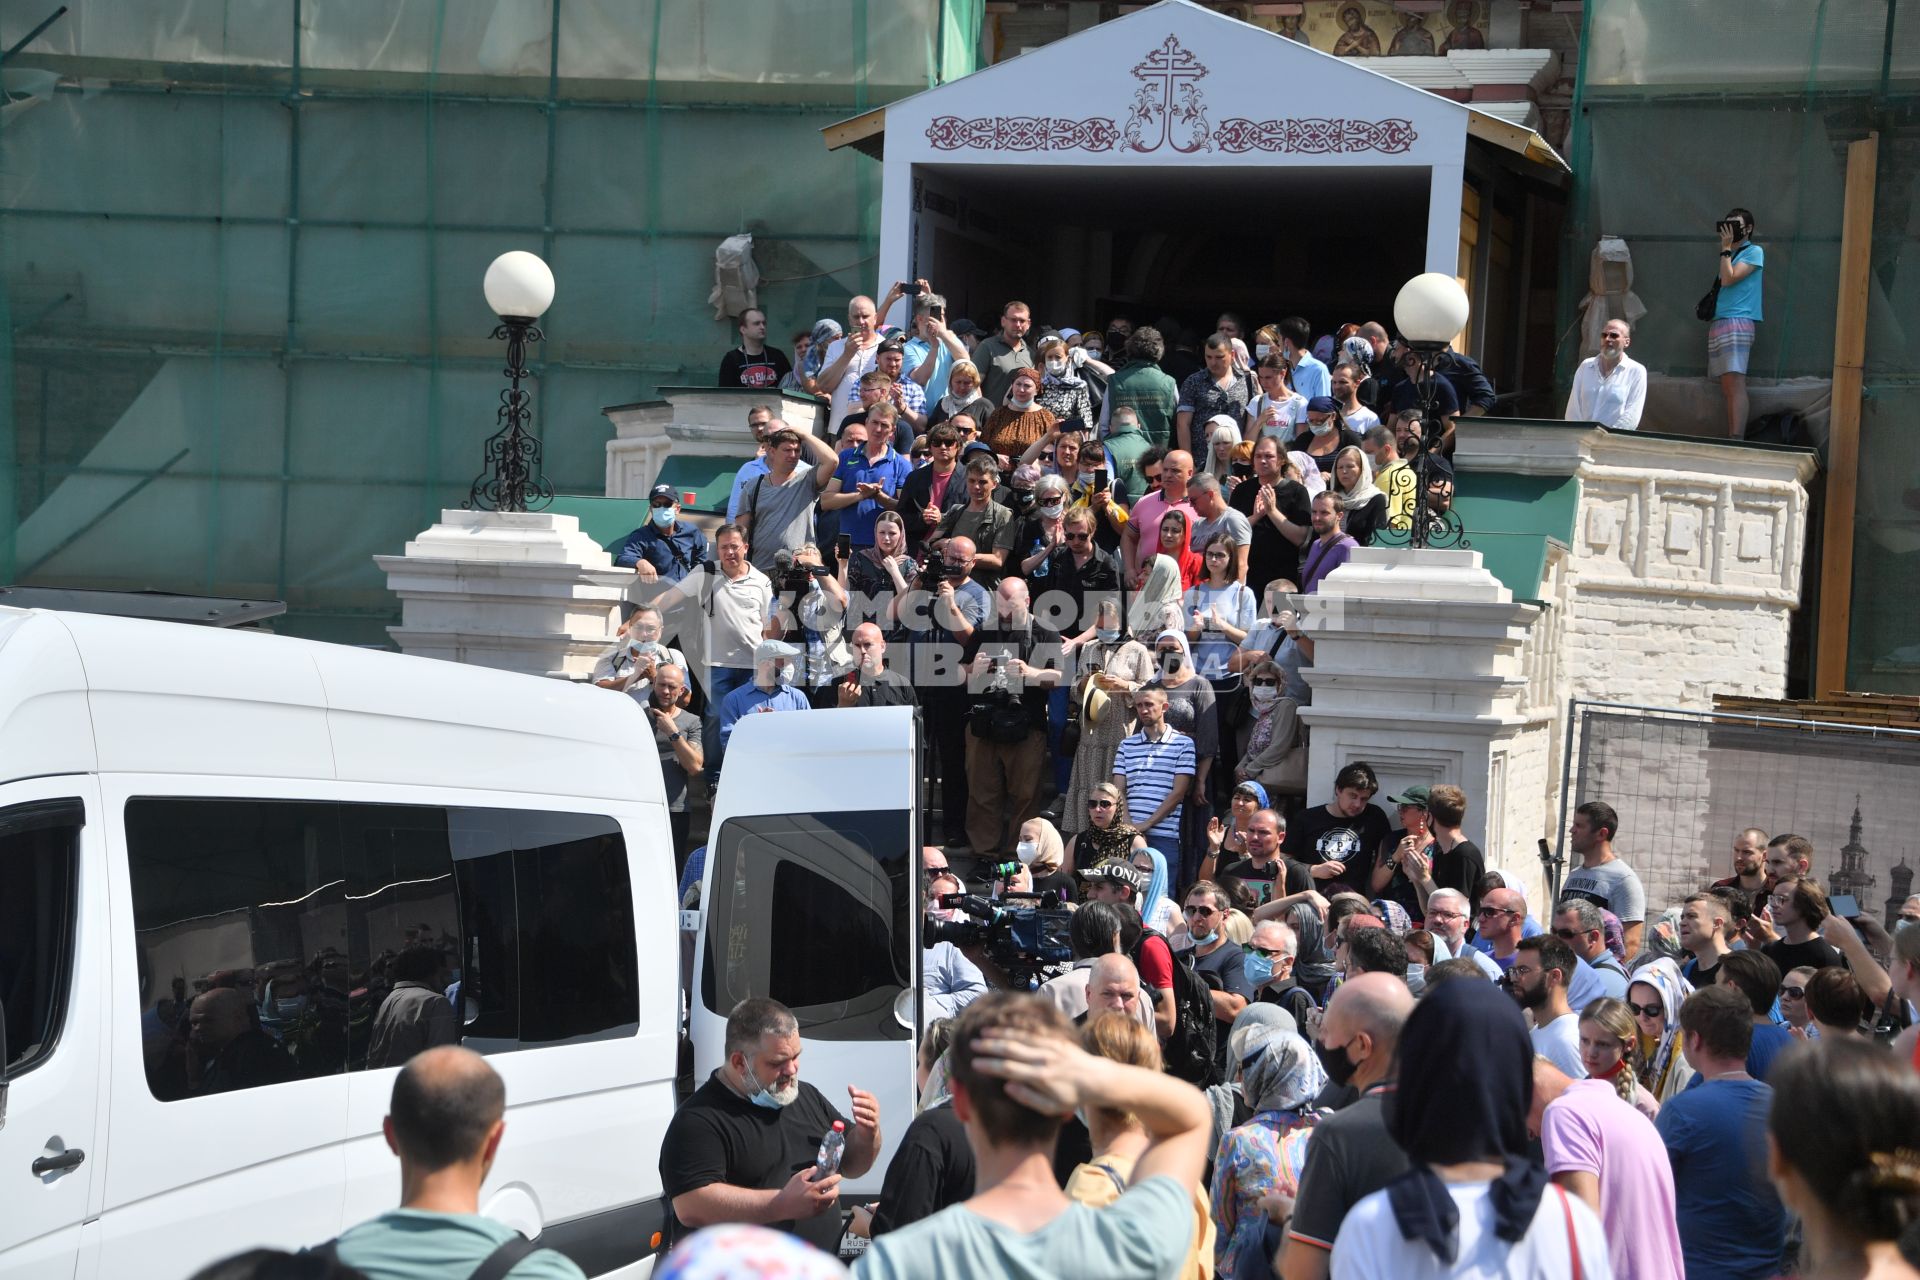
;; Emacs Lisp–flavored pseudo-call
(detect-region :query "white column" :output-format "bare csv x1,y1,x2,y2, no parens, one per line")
1298,546,1555,906
375,510,631,680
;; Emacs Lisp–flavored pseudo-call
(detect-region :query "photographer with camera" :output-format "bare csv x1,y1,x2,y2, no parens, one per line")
925,870,988,1020
768,543,850,709
1708,207,1764,438
964,577,1065,859
896,535,991,850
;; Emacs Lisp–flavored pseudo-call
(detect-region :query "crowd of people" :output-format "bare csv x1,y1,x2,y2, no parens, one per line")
641,813,1920,1280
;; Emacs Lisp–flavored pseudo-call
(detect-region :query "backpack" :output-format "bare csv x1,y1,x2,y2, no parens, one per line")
1131,930,1219,1086
308,1232,538,1280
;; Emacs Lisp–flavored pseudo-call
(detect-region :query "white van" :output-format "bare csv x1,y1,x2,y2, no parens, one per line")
0,607,679,1280
685,706,923,1205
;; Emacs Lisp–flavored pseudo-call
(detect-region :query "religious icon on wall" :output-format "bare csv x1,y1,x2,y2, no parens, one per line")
1440,0,1487,52
1331,4,1383,56
1277,13,1309,44
1387,11,1437,57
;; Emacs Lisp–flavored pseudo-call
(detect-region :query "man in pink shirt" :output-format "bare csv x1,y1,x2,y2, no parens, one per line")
1532,1058,1685,1280
1121,448,1197,585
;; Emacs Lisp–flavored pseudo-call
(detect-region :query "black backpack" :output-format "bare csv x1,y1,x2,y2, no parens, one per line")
1131,931,1219,1086
308,1232,538,1280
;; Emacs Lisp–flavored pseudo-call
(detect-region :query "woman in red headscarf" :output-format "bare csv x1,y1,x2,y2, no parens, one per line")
1155,507,1205,590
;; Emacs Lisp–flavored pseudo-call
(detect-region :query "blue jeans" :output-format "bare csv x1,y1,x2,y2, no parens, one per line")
703,665,753,788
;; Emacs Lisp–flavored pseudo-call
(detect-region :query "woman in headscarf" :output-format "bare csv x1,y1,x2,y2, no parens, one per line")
1328,444,1386,547
1034,334,1095,432
1010,816,1075,898
1156,507,1207,590
1061,597,1154,837
983,365,1058,458
656,1225,849,1280
1329,978,1611,1277
1128,553,1185,639
1067,1013,1218,1280
1628,957,1697,1104
1212,1027,1326,1278
1065,779,1148,875
1131,843,1177,937
1148,628,1221,885
850,1018,975,1241
789,317,842,396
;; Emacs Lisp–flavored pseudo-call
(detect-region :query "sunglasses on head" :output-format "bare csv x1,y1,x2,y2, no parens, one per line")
1627,1001,1664,1019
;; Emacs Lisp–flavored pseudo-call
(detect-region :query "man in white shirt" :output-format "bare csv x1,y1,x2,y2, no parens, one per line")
1509,934,1587,1080
1565,319,1646,431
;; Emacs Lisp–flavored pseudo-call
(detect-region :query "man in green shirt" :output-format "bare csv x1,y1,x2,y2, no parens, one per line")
1102,327,1179,449
972,299,1037,406
1101,407,1155,504
332,1048,585,1279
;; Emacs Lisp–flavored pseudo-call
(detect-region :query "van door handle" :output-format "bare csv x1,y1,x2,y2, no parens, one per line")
32,1148,85,1176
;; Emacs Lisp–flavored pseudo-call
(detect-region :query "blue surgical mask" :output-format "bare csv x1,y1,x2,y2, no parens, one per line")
651,506,676,529
1244,952,1275,987
1096,626,1121,643
1189,927,1217,947
1898,918,1920,940
742,1063,791,1110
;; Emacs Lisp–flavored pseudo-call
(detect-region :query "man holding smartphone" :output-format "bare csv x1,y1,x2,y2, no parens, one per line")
822,401,914,551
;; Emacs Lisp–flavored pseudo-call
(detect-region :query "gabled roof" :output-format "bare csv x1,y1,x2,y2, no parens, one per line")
825,0,1566,172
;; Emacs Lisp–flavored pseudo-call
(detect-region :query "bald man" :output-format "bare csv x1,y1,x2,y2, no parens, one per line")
1282,974,1415,1280
1085,953,1155,1031
836,621,916,707
331,1046,584,1278
183,986,295,1096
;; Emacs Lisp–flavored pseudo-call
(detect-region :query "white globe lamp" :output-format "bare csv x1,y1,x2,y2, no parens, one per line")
1393,272,1471,347
482,250,555,320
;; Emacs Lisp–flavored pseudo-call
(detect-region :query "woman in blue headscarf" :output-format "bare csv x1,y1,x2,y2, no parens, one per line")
1211,1026,1326,1278
1128,843,1175,937
1328,979,1612,1277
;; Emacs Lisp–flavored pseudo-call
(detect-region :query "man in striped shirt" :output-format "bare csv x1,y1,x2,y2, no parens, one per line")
1111,686,1195,863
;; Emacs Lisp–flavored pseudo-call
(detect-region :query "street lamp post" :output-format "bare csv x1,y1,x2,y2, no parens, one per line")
466,250,556,514
1381,271,1472,550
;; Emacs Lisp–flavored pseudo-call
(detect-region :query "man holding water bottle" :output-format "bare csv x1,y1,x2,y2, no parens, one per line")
660,998,882,1253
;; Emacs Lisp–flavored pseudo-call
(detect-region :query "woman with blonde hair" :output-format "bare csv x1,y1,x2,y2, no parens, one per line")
927,358,990,432
1578,996,1659,1120
1328,444,1386,547
1064,780,1148,873
1069,1013,1217,1279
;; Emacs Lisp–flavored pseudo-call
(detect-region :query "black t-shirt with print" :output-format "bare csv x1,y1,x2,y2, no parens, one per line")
1220,855,1312,906
1282,802,1392,897
718,345,792,389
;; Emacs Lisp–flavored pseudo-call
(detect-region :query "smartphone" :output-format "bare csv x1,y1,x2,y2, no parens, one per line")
1231,461,1254,480
835,533,852,560
1093,468,1110,493
1830,893,1860,919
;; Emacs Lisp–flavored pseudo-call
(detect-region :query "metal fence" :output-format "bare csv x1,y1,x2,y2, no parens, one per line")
1555,699,1920,927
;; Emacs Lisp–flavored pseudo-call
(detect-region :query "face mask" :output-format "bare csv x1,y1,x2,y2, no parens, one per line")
1314,1037,1360,1088
1189,926,1217,947
1045,358,1068,377
1243,952,1275,987
1406,963,1425,987
1016,840,1039,865
1899,919,1920,940
1255,343,1271,360
651,506,675,529
1309,419,1334,437
1085,346,1103,359
1038,501,1065,520
628,636,658,655
1250,685,1279,707
271,995,308,1017
1009,393,1036,411
742,1062,792,1111
1096,626,1121,643
1009,490,1035,513
1160,654,1183,676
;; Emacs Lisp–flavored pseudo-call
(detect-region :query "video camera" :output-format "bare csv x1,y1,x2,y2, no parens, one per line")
770,548,818,596
924,890,1073,989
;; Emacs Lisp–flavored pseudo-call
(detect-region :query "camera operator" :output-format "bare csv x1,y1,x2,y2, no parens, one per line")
768,543,849,709
924,870,988,1019
964,578,1064,858
1710,207,1764,438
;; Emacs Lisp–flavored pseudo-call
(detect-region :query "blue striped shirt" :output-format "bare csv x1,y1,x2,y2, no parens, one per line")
1112,727,1195,846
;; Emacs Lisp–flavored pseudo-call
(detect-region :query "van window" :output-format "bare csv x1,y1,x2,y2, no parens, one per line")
0,800,84,1078
701,810,912,1042
125,798,641,1101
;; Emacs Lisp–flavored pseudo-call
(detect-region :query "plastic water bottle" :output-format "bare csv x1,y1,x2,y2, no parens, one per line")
814,1120,846,1179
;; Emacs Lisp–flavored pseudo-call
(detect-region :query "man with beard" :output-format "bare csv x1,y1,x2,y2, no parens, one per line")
1509,934,1585,1079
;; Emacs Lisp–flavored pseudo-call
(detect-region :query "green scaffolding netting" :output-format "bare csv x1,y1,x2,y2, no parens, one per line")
1562,0,1920,695
0,0,979,644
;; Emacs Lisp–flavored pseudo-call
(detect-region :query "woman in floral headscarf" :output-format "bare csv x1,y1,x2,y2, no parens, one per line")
1628,956,1698,1103
1211,1027,1327,1278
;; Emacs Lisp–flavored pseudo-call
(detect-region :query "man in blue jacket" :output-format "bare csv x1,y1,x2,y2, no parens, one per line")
618,484,712,590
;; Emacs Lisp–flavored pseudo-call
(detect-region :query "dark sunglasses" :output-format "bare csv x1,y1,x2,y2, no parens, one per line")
1245,944,1286,960
911,452,930,461
1627,1001,1664,1019
1087,798,1116,809
1551,928,1586,941
1779,985,1806,999
1065,532,1092,543
1251,678,1278,688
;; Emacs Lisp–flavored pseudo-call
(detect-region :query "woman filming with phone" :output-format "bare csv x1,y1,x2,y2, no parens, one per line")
1707,207,1764,439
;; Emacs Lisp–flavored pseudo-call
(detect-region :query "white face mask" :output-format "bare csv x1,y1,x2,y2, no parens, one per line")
1308,418,1334,437
1250,685,1280,707
1255,343,1271,360
1016,839,1039,865
1009,393,1036,411
1045,358,1068,377
1038,501,1065,520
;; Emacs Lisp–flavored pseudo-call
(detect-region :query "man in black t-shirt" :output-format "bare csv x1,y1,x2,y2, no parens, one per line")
1760,877,1845,974
717,307,793,389
1179,881,1255,1081
1220,808,1311,907
1229,435,1313,597
1283,761,1392,898
659,997,882,1252
963,577,1064,856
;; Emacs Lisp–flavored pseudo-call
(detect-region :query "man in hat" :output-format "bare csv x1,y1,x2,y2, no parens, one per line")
616,484,711,590
717,638,810,754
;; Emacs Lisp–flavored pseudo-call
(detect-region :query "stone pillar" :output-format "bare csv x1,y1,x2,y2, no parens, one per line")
1299,547,1556,906
603,388,829,500
374,510,631,680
